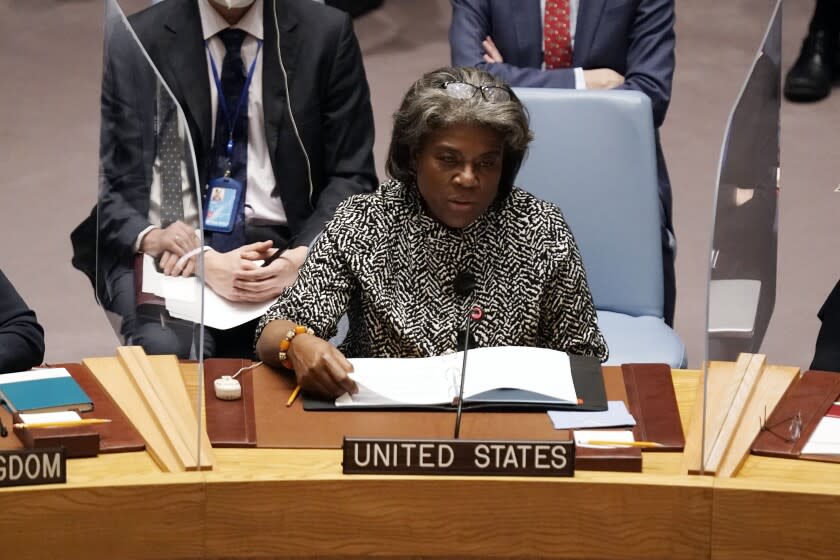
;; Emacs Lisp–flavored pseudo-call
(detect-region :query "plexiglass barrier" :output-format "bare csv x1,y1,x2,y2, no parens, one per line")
701,0,782,473
91,0,207,469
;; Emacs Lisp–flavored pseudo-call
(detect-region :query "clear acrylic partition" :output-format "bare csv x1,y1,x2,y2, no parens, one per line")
95,0,206,468
701,0,782,473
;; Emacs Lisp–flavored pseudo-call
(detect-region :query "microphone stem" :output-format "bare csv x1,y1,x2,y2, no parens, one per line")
453,315,472,439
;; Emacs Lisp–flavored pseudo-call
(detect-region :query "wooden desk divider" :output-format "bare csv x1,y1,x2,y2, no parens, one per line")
683,359,737,475
116,347,202,471
717,364,799,477
682,353,798,477
146,354,215,469
702,354,766,474
85,355,183,472
84,348,214,472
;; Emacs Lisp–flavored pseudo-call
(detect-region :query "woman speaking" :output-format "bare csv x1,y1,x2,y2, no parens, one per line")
255,67,607,398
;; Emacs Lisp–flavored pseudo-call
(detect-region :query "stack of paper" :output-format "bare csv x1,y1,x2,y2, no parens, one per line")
802,402,840,455
548,401,636,430
142,254,273,330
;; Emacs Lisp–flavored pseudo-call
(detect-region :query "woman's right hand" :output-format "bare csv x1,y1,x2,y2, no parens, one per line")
288,334,357,399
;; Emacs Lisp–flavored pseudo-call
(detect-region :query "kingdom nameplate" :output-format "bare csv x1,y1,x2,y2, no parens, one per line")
0,448,66,488
342,438,574,477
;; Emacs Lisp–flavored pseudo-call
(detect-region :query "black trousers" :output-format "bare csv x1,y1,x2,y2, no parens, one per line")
810,0,840,34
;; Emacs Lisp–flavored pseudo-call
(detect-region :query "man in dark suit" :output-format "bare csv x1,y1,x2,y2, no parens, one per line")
72,0,377,357
449,0,677,326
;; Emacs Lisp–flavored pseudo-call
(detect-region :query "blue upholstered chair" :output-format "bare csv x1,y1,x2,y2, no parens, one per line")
513,88,686,367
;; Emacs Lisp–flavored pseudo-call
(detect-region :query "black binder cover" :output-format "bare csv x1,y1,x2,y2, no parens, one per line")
303,354,607,412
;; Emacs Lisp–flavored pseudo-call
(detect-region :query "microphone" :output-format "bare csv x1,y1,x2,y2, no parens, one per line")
452,269,482,439
454,270,478,349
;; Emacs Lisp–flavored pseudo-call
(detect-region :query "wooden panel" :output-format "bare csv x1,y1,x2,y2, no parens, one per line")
117,347,199,471
703,354,765,473
204,450,712,559
0,483,204,560
717,364,799,477
713,481,840,560
84,356,182,472
147,355,215,470
683,357,751,474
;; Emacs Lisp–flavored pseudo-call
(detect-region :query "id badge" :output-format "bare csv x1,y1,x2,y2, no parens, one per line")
203,176,243,233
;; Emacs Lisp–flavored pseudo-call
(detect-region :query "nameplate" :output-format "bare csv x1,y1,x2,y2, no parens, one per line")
0,448,66,488
342,438,574,477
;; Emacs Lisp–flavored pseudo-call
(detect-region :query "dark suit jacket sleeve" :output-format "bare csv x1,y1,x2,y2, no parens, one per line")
96,33,156,259
449,0,576,88
614,0,675,128
0,270,45,373
295,15,377,247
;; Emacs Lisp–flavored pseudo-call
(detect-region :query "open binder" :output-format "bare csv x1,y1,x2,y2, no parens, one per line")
304,354,606,412
751,370,840,464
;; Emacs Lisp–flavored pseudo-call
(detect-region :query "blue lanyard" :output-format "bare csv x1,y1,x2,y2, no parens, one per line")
206,37,263,159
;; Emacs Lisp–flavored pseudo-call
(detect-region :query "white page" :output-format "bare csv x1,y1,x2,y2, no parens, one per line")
142,254,197,301
574,429,635,448
0,367,71,384
462,347,577,403
18,411,82,424
801,416,840,455
161,275,199,302
200,290,274,330
164,290,273,330
141,254,164,296
548,401,636,430
336,347,577,406
140,253,272,330
338,355,456,406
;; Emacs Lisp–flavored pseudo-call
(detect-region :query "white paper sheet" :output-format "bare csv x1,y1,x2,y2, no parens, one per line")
548,401,636,430
141,254,273,330
18,411,82,424
336,347,577,406
801,415,840,455
574,429,635,448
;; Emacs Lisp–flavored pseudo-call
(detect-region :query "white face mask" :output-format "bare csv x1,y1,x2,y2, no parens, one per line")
211,0,256,9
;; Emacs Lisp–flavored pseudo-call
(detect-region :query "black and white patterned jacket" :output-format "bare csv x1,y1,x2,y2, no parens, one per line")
256,180,608,362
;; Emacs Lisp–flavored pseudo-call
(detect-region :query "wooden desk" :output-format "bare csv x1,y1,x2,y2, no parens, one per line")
1,368,838,559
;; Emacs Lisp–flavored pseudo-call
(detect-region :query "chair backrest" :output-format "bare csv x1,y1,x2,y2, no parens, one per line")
513,88,663,318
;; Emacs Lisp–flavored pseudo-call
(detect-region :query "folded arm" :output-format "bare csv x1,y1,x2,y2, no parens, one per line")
0,270,45,373
614,0,675,127
449,0,578,88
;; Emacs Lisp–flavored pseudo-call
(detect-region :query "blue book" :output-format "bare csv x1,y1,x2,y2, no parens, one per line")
0,368,94,414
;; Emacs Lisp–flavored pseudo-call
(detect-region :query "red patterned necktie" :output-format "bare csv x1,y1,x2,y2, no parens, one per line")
544,0,572,69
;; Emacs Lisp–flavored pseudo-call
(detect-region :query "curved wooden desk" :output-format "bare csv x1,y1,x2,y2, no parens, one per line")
1,369,838,559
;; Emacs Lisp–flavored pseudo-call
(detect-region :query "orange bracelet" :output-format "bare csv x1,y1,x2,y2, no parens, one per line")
278,324,314,369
